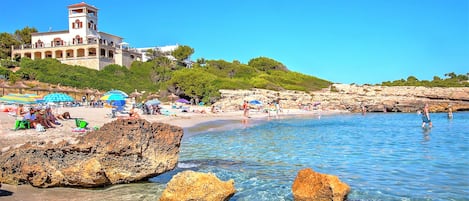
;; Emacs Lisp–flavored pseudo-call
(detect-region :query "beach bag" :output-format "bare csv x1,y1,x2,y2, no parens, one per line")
75,118,88,129
36,124,46,132
14,120,30,130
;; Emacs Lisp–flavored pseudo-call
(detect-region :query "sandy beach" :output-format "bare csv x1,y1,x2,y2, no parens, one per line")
0,103,344,200
0,104,342,151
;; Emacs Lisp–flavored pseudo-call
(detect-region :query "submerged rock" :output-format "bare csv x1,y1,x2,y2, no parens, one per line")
292,168,350,201
0,119,183,188
159,170,236,201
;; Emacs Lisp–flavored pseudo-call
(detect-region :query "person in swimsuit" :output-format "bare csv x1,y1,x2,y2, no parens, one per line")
421,103,432,128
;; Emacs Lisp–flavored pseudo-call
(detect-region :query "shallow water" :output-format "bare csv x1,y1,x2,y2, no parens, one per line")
159,112,469,201
2,112,467,200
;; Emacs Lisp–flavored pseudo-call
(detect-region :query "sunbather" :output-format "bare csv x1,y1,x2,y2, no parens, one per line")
56,112,72,120
16,104,27,117
129,106,140,119
23,108,38,128
37,109,55,128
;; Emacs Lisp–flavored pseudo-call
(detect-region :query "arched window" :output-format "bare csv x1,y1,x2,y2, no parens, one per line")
74,19,83,29
36,40,43,48
75,35,83,44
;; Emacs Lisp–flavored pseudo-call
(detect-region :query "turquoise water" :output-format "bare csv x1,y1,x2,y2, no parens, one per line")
153,112,469,201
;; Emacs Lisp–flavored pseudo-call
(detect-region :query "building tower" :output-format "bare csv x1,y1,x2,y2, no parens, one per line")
67,2,99,45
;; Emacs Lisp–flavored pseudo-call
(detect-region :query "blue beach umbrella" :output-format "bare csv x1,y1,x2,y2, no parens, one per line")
43,93,74,103
145,99,161,106
249,100,262,105
104,90,128,98
100,93,126,101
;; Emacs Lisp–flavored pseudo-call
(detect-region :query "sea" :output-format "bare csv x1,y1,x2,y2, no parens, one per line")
2,112,468,201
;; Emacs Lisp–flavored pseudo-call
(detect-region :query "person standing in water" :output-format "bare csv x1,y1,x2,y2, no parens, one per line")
421,103,432,128
447,105,453,119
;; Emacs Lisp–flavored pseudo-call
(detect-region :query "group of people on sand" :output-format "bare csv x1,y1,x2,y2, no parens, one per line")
16,104,72,130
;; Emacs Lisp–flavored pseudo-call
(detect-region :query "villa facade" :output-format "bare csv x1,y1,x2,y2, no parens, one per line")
11,2,141,70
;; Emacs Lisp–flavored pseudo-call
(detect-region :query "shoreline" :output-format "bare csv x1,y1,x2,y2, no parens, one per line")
0,105,346,200
0,104,347,151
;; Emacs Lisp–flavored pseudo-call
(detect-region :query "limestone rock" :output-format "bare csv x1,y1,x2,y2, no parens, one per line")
292,168,350,201
216,85,469,113
0,119,183,188
159,170,236,201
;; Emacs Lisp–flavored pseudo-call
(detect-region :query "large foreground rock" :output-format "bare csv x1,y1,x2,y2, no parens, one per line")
159,170,236,201
0,119,183,188
292,168,350,201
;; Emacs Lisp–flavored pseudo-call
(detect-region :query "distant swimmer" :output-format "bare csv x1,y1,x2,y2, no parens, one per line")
421,103,432,128
447,105,453,119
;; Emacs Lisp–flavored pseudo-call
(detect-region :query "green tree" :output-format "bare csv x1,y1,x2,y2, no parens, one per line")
172,45,194,62
168,68,218,103
444,72,457,79
145,48,167,61
248,57,288,72
0,32,19,59
14,26,37,44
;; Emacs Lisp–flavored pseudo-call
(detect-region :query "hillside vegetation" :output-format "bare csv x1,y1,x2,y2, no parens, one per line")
380,73,469,87
0,56,331,104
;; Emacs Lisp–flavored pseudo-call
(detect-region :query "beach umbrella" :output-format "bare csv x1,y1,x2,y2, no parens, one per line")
94,90,103,96
43,93,74,103
82,88,95,95
0,81,11,96
249,100,262,105
147,94,160,100
0,93,41,104
100,93,126,101
11,82,30,94
145,99,161,106
104,89,128,98
29,85,50,95
129,89,142,98
176,98,190,104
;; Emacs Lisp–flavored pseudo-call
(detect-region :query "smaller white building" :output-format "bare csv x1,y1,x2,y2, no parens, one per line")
137,45,179,62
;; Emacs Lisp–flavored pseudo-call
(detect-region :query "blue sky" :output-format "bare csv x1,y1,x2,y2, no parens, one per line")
1,0,468,84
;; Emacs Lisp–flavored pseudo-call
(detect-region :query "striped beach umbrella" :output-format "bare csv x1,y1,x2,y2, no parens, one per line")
100,93,126,101
0,93,41,104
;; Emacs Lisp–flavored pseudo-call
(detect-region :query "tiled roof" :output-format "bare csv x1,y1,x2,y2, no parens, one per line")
68,2,98,10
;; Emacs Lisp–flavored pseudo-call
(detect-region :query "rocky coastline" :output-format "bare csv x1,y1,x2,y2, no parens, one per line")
217,84,469,113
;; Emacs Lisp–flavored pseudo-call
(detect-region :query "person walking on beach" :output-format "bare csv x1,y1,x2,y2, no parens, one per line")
242,100,250,118
421,103,432,128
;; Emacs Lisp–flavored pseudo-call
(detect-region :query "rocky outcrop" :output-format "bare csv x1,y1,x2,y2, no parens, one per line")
292,168,350,201
0,119,183,188
216,85,469,113
159,170,236,201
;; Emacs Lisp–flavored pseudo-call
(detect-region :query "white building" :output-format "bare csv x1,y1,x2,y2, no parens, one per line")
137,45,179,62
11,2,141,70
